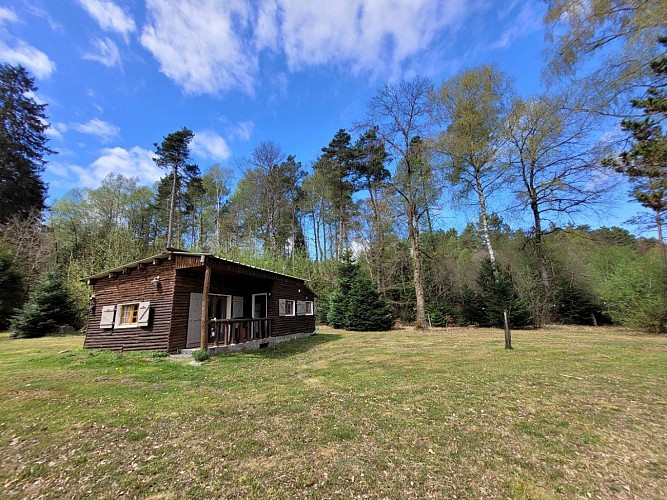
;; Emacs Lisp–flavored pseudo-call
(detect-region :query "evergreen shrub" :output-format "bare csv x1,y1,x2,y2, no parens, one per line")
10,270,81,338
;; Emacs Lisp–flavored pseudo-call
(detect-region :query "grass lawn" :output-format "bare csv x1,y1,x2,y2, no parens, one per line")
1,326,665,499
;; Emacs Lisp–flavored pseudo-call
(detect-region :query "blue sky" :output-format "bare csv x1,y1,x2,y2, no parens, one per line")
0,0,642,231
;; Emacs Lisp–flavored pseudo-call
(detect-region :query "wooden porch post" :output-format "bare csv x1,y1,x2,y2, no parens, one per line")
200,263,212,350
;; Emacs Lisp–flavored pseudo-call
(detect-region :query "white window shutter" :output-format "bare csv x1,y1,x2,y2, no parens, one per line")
278,299,286,316
137,302,150,327
296,300,306,316
113,305,123,328
100,305,116,329
232,296,244,318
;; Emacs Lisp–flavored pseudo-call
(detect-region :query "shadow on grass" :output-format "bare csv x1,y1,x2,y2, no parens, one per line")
249,332,343,359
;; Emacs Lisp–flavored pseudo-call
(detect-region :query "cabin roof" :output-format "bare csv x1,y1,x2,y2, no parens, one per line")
82,250,309,283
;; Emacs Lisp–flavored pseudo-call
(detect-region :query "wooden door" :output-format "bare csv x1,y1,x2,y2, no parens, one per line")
186,293,202,348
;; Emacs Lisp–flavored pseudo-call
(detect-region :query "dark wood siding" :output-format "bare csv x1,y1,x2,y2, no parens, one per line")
83,261,176,351
169,269,275,351
273,278,316,337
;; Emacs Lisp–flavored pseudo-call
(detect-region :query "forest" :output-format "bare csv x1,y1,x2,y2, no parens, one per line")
1,1,665,335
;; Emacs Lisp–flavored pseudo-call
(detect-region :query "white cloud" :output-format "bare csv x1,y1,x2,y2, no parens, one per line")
140,0,468,96
276,0,465,75
24,4,65,32
43,121,67,141
191,129,231,161
228,121,254,142
0,7,18,23
255,0,279,51
71,118,120,142
76,0,136,38
490,3,544,49
0,8,56,78
45,127,62,140
141,0,256,96
83,37,121,67
0,39,56,78
49,146,161,188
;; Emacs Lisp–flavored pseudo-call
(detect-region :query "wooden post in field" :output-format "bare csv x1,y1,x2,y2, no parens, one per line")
591,312,598,327
503,310,512,350
200,263,211,351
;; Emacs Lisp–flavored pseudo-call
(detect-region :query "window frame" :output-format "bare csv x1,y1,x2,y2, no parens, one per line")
305,301,314,316
113,301,150,329
116,302,139,328
284,299,295,317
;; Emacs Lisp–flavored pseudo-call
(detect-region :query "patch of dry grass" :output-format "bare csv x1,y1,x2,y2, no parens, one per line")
0,326,665,498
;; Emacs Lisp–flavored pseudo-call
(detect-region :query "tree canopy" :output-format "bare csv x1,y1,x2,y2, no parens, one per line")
0,64,51,222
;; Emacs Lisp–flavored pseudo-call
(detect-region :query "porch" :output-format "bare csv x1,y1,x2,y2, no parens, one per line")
208,317,275,346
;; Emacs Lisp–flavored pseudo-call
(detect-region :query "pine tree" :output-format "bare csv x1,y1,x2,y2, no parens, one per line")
346,272,394,331
153,128,200,249
555,281,603,325
0,64,52,222
460,285,485,326
327,251,356,328
0,247,24,329
10,270,81,338
477,259,532,328
613,37,667,268
327,251,394,331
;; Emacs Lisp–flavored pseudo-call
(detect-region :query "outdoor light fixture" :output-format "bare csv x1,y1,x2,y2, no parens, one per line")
152,276,161,287
88,295,96,310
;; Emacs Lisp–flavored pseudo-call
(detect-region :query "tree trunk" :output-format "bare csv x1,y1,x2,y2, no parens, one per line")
531,202,551,292
530,199,553,326
475,175,497,268
200,264,211,350
421,178,433,235
167,168,177,249
503,310,512,349
408,201,427,329
215,189,221,251
656,208,666,270
312,212,320,262
368,183,386,296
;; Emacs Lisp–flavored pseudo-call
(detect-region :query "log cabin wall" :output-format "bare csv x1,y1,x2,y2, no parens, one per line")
83,260,176,351
273,278,316,337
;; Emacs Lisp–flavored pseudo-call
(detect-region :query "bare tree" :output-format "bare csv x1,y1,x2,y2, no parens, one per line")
505,93,616,323
543,0,667,116
431,65,513,273
0,211,55,295
360,77,434,329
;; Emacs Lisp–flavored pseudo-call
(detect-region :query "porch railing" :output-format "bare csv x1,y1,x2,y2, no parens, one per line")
209,318,274,346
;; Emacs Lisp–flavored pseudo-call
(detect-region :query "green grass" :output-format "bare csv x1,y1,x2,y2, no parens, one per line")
1,326,666,498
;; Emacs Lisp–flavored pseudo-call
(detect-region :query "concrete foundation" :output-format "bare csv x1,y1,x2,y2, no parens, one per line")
179,330,316,356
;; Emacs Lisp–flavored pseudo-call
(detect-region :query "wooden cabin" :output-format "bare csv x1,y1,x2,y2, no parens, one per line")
83,250,316,353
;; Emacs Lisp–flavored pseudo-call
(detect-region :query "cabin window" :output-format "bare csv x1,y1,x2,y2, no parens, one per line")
279,299,295,316
120,304,139,325
112,301,151,328
296,300,314,316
